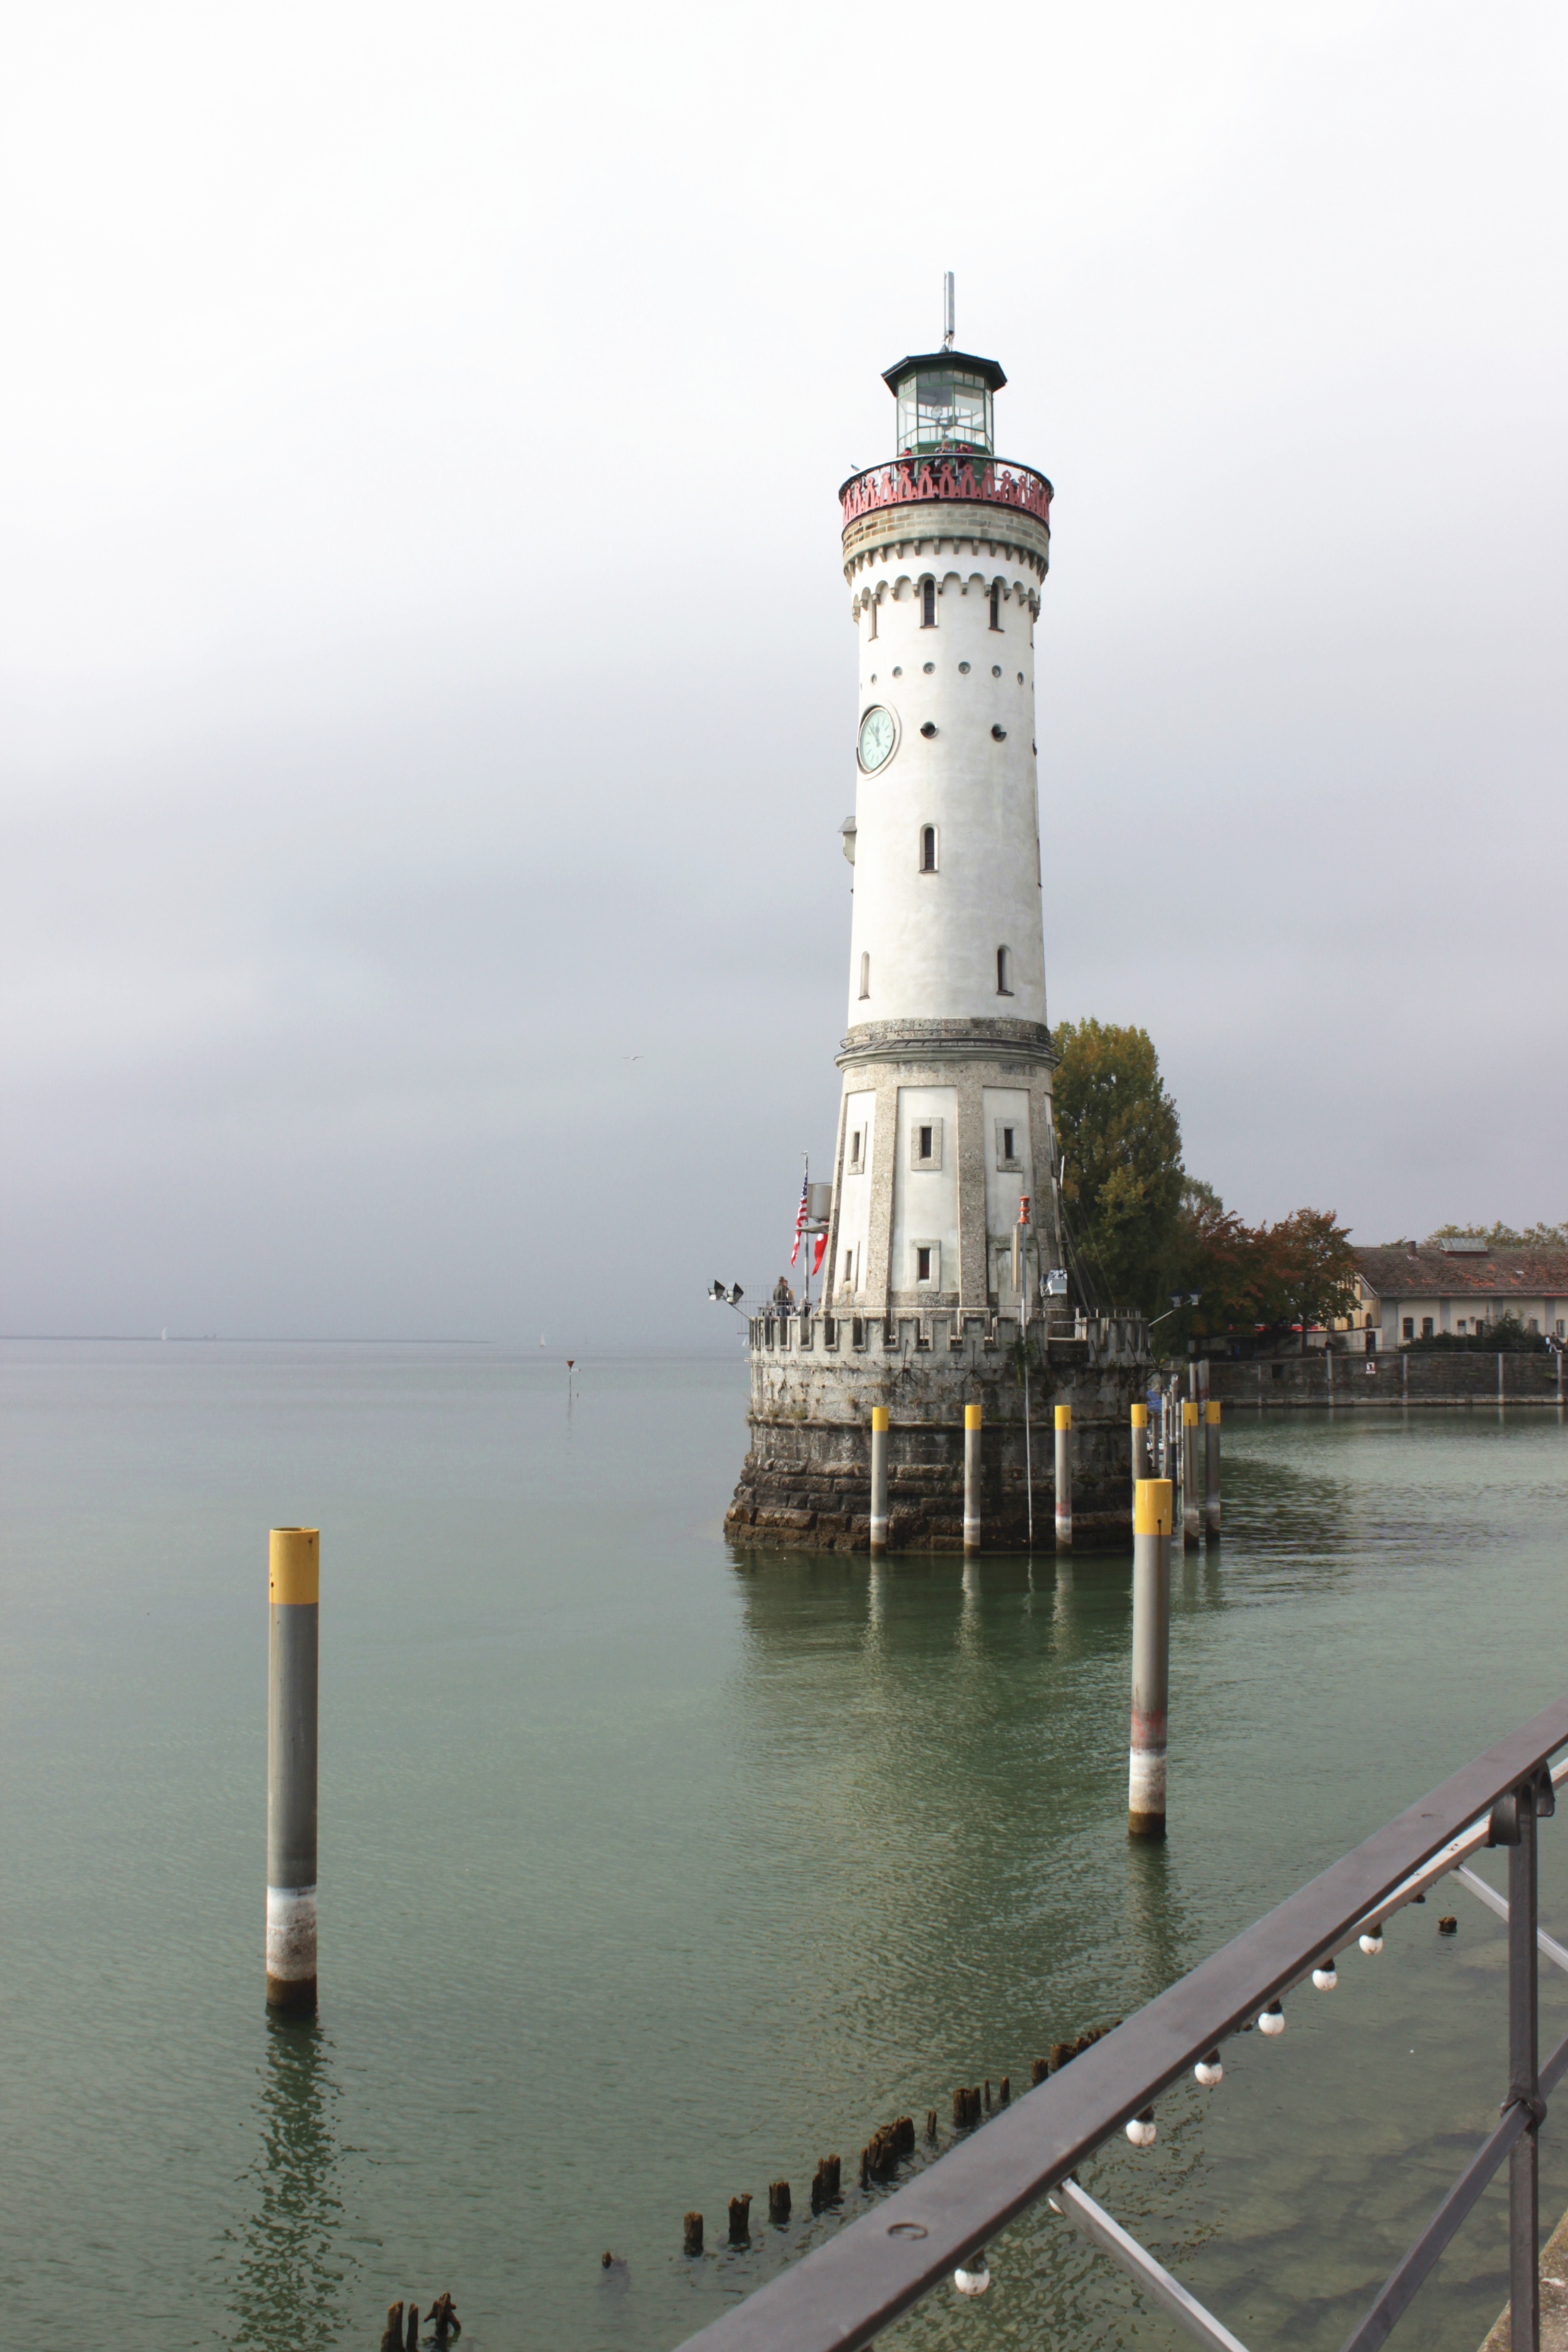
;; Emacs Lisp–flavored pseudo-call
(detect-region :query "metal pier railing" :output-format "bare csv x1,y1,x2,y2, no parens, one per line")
675,1696,1568,2352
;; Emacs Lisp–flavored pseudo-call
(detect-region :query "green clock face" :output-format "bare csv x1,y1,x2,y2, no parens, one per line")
858,705,896,772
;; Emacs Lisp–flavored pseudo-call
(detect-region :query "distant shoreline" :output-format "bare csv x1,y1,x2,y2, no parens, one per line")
0,1333,746,1356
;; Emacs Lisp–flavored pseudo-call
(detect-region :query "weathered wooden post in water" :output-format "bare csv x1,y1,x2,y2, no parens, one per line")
963,1404,982,1552
869,1406,888,1552
1204,1401,1222,1540
1054,1404,1072,1552
1128,1481,1172,1840
1181,1401,1201,1546
266,1527,319,2012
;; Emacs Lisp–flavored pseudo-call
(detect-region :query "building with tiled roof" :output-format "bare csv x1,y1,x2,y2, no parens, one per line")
1350,1243,1568,1347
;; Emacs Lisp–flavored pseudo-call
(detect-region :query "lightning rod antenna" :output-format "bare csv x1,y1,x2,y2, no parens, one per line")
943,271,955,350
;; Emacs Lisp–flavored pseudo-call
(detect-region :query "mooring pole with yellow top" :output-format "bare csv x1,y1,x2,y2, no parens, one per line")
1054,1404,1072,1553
869,1408,889,1552
1130,1399,1150,1491
962,1404,982,1551
1204,1401,1222,1540
267,1527,319,2012
1128,1480,1172,1840
1180,1400,1201,1546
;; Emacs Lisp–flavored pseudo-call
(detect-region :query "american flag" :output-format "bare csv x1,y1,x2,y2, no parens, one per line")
790,1169,809,1267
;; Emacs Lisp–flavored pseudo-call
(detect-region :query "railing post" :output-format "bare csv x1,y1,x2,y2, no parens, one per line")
1054,1404,1072,1553
1509,1787,1541,2351
1204,1402,1222,1540
963,1403,982,1553
869,1407,889,1552
1128,1480,1172,1841
267,1527,319,2013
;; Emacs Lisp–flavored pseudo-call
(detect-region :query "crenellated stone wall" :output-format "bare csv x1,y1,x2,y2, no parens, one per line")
725,1311,1152,1553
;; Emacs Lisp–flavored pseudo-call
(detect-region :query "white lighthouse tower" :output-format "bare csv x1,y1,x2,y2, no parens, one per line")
726,294,1144,1556
826,297,1062,1320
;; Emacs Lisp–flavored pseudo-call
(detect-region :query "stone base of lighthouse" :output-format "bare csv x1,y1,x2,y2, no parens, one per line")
724,1310,1151,1553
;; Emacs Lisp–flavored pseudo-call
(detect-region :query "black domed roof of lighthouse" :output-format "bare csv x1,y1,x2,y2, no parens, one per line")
880,349,1007,394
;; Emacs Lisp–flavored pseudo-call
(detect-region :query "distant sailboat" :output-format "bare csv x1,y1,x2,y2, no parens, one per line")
539,1333,546,1347
161,1327,168,1341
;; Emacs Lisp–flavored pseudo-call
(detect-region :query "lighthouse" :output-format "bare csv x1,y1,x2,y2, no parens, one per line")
726,291,1147,1555
828,307,1060,1320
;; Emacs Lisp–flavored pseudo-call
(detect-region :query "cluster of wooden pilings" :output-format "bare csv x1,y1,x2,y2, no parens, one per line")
377,2293,459,2348
680,2024,1119,2254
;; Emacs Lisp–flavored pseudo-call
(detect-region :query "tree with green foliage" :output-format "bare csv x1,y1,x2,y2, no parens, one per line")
1254,1207,1359,1347
1052,1019,1184,1313
1052,1016,1356,1342
1170,1180,1257,1342
1172,1191,1356,1349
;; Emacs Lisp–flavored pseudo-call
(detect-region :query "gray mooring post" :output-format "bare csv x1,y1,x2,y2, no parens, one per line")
1204,1401,1222,1540
1128,1480,1172,1840
1131,1400,1150,1490
869,1406,889,1552
267,1527,319,2012
1054,1403,1072,1553
1181,1399,1200,1546
963,1403,982,1552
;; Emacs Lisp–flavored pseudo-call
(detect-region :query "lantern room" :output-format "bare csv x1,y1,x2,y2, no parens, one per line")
882,349,1007,459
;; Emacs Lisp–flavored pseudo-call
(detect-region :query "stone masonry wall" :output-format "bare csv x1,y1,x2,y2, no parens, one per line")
726,1310,1151,1553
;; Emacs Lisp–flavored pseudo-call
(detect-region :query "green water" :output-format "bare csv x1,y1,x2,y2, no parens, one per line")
4,1340,1567,2351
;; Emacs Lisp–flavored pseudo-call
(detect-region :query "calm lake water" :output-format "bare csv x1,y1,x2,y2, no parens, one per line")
4,1339,1567,2352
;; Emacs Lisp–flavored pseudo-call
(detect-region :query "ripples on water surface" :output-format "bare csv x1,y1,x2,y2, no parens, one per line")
3,1341,1567,2350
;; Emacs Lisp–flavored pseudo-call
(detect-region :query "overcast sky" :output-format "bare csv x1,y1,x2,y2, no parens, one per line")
2,2,1564,1343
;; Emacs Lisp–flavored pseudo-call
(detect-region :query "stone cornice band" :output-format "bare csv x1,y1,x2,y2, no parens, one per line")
837,1017,1060,1072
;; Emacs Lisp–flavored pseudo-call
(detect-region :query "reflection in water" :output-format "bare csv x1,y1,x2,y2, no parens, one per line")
1121,1835,1184,2013
1051,1559,1077,1653
957,1558,982,1659
227,2015,351,2350
729,1547,1185,2085
864,1558,887,1654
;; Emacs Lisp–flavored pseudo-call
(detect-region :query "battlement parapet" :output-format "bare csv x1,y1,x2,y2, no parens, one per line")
746,1310,1147,1369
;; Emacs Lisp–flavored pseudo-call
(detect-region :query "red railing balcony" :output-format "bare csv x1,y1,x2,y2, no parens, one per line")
839,452,1053,527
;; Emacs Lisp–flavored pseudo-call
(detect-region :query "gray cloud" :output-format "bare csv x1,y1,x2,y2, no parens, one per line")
2,1,1564,1339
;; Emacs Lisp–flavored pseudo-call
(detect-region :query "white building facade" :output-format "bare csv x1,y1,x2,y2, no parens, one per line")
823,342,1065,1321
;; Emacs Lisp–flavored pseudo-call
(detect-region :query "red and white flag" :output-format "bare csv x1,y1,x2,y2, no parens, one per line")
790,1169,809,1267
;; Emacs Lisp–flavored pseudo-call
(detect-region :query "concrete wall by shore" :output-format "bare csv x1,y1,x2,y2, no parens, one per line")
727,1310,1150,1552
1205,1350,1566,1409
